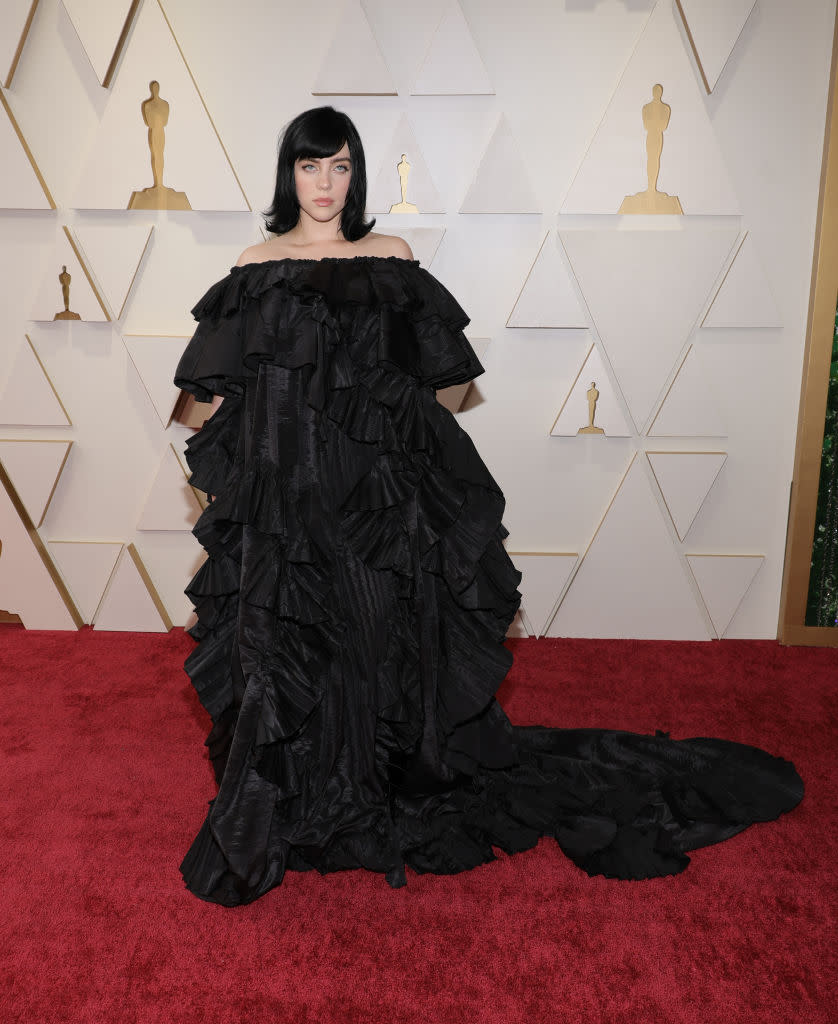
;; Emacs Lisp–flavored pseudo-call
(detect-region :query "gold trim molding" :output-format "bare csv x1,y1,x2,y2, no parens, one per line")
779,5,838,646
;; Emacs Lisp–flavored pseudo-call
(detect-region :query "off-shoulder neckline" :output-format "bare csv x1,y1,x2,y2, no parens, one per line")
231,255,420,272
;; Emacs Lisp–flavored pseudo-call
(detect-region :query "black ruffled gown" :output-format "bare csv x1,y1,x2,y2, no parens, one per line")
174,256,803,906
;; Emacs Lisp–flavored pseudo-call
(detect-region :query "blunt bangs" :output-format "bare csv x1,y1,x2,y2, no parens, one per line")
263,106,375,242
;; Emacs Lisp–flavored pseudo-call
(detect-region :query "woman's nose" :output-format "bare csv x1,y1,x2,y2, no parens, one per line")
317,174,331,190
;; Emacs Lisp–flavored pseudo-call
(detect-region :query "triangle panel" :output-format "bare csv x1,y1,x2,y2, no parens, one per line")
73,222,154,320
48,540,123,623
62,0,138,87
137,444,202,531
0,336,71,426
560,224,739,431
311,0,396,95
647,450,727,541
0,88,54,209
676,0,756,93
0,474,79,629
72,0,248,211
0,440,72,527
686,553,763,636
702,232,781,328
561,0,740,214
508,233,587,329
125,335,187,427
550,343,632,438
460,115,540,214
30,228,109,322
367,114,444,213
94,543,172,631
1,0,39,87
548,457,710,639
648,343,727,437
411,0,494,95
508,552,578,637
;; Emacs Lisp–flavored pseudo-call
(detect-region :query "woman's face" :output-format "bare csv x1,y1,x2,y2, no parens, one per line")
294,143,352,229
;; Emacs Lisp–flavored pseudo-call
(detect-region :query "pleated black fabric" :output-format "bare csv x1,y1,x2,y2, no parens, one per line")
174,256,803,906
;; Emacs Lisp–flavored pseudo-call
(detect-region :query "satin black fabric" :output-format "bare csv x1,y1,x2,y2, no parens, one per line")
174,256,803,906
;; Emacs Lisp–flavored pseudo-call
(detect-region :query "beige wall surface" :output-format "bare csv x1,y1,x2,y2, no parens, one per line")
0,0,834,637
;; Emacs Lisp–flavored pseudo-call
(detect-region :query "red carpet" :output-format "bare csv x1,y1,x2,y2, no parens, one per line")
0,628,834,1024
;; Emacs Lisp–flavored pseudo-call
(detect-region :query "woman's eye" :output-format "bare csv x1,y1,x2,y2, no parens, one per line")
335,165,349,173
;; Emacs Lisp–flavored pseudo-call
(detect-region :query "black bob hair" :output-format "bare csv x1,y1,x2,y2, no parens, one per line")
263,106,375,241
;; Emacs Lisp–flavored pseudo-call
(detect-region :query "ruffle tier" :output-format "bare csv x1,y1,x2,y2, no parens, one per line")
175,257,802,906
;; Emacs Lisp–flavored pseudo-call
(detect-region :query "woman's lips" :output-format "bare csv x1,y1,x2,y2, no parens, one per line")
314,199,333,206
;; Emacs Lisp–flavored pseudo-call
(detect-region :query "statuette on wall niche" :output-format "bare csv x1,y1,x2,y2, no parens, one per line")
620,84,683,215
54,266,81,321
128,81,191,211
389,154,419,213
578,382,605,435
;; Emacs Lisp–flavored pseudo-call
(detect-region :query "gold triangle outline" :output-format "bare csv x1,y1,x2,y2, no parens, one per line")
61,226,112,321
154,0,251,209
3,0,40,88
22,334,72,425
0,438,73,527
0,460,83,628
0,86,55,208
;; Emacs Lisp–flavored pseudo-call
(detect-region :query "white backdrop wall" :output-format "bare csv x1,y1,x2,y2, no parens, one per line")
0,0,834,638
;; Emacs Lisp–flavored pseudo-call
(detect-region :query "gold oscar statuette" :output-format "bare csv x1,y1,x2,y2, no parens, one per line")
619,84,683,215
128,80,191,210
389,153,419,214
54,265,81,320
578,381,605,435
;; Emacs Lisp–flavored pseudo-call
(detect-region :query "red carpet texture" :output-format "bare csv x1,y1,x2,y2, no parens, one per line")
0,628,834,1024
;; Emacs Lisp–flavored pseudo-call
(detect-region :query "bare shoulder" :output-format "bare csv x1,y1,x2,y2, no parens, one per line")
234,240,290,267
362,232,414,261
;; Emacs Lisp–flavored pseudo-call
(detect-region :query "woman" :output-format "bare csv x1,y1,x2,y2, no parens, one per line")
174,106,802,907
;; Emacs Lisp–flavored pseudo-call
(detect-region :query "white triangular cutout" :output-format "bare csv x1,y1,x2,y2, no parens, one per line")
548,456,709,639
686,553,763,636
551,343,632,438
73,223,154,320
702,232,781,328
560,224,739,431
48,540,123,624
562,1,740,214
125,335,187,427
0,440,72,527
1,0,39,87
676,0,756,93
648,343,727,437
0,337,71,426
137,444,202,531
509,553,578,637
367,114,444,213
30,228,109,322
0,478,78,629
94,544,172,631
507,233,588,329
63,0,137,87
460,115,540,213
72,0,248,210
377,227,445,268
0,89,54,209
436,338,489,414
647,451,727,541
411,0,493,95
311,0,396,95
